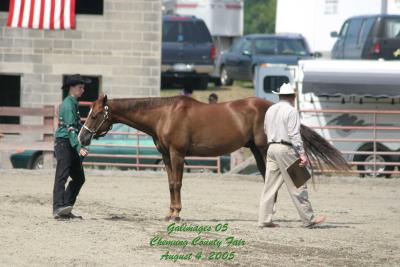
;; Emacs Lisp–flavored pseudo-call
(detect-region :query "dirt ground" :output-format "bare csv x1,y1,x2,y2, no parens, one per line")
0,169,399,267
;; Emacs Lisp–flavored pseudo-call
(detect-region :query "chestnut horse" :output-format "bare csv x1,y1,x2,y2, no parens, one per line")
78,95,348,221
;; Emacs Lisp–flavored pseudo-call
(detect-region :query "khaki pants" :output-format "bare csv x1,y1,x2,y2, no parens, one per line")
258,144,315,227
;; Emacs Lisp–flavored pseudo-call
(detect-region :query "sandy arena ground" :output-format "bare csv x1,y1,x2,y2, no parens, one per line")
0,169,399,266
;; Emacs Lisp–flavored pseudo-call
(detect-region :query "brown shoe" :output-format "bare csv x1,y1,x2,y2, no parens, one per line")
259,222,280,228
305,215,326,228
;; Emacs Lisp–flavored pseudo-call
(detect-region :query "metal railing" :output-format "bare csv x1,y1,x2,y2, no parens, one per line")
0,105,55,168
300,108,400,177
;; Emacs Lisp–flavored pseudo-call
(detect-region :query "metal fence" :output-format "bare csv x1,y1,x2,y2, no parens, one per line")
300,108,400,177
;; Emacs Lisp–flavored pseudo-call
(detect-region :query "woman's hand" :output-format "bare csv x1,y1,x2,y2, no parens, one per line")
79,147,89,157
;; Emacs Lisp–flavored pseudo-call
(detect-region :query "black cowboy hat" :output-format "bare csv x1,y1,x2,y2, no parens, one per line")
61,74,91,90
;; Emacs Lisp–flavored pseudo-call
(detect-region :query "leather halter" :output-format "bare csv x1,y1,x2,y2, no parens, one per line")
82,105,112,138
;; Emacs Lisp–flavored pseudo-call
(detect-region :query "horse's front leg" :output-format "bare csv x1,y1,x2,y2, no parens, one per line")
169,150,185,221
161,153,175,221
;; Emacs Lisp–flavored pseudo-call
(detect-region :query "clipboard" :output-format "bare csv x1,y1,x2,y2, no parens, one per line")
286,159,311,188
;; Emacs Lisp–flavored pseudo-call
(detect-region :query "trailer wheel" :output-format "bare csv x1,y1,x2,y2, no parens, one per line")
354,146,394,178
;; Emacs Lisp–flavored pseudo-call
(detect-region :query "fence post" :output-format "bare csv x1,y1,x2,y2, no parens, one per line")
217,156,221,174
136,130,140,171
373,112,377,177
43,105,55,169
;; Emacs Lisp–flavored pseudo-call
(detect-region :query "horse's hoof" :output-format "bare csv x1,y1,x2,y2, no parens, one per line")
170,216,181,222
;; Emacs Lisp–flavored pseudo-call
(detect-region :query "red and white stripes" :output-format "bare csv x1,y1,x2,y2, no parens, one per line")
7,0,76,30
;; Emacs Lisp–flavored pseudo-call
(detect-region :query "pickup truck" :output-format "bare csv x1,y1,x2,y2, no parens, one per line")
161,15,215,90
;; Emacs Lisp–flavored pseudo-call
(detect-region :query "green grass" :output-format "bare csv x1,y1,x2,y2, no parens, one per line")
160,81,255,103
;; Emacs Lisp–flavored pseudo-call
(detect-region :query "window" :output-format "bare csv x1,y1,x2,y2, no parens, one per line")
230,39,244,53
62,75,100,118
0,75,20,124
162,20,212,43
76,0,103,15
358,18,375,45
241,39,252,53
339,20,350,38
383,18,400,38
263,76,289,94
345,18,363,44
0,1,9,12
254,38,309,56
0,1,103,15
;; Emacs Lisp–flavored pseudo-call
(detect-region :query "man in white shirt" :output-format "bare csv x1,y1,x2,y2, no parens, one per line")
258,83,325,228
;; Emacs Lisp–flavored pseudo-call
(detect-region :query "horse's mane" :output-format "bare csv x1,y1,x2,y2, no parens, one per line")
112,96,198,111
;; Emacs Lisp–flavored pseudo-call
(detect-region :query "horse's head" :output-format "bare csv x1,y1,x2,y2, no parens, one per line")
78,94,112,146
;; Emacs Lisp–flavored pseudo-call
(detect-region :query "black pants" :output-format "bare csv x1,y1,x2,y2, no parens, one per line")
53,138,85,212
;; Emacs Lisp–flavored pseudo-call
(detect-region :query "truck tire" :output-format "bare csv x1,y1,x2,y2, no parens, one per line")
31,154,44,170
220,66,233,86
212,77,222,87
196,76,209,90
354,145,394,178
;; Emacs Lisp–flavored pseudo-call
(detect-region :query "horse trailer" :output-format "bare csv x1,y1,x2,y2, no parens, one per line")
254,60,400,177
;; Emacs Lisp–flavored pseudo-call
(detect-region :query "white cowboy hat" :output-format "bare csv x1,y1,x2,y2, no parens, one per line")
272,83,296,95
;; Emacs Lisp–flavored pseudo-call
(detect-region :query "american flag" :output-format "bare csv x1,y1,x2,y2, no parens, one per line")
7,0,76,30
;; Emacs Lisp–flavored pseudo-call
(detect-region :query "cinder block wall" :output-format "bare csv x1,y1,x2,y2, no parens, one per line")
0,0,161,109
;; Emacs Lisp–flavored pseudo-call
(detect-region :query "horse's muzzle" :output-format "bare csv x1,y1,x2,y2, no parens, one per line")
78,129,92,147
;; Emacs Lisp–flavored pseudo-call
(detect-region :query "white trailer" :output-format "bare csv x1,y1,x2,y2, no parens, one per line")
254,60,400,177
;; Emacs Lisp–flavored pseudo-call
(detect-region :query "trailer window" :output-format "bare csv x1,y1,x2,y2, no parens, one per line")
383,18,400,38
263,76,289,93
62,75,100,118
0,75,20,124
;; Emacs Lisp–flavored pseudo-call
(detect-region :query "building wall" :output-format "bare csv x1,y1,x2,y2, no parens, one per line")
276,0,400,54
0,0,162,110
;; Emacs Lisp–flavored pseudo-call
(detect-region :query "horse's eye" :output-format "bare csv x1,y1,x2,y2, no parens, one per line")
91,115,97,120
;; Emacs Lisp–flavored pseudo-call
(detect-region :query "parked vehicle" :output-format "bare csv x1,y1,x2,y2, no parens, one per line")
219,33,318,86
10,124,231,173
254,60,400,178
162,0,244,87
331,14,400,60
161,15,215,90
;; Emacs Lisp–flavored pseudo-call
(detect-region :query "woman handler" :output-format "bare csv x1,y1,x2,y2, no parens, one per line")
52,74,90,219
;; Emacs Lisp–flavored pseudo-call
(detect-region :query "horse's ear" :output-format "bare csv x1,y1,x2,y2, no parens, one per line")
103,94,108,106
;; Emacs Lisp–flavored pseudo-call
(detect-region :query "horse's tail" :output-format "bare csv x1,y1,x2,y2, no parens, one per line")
300,124,351,173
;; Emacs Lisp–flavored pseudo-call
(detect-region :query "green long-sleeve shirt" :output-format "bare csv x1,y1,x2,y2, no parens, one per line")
55,95,83,154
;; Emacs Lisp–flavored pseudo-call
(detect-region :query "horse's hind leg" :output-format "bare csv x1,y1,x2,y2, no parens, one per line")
249,142,267,181
169,149,185,221
162,153,175,221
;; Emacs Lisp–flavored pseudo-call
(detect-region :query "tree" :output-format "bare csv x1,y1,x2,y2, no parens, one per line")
244,0,277,34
